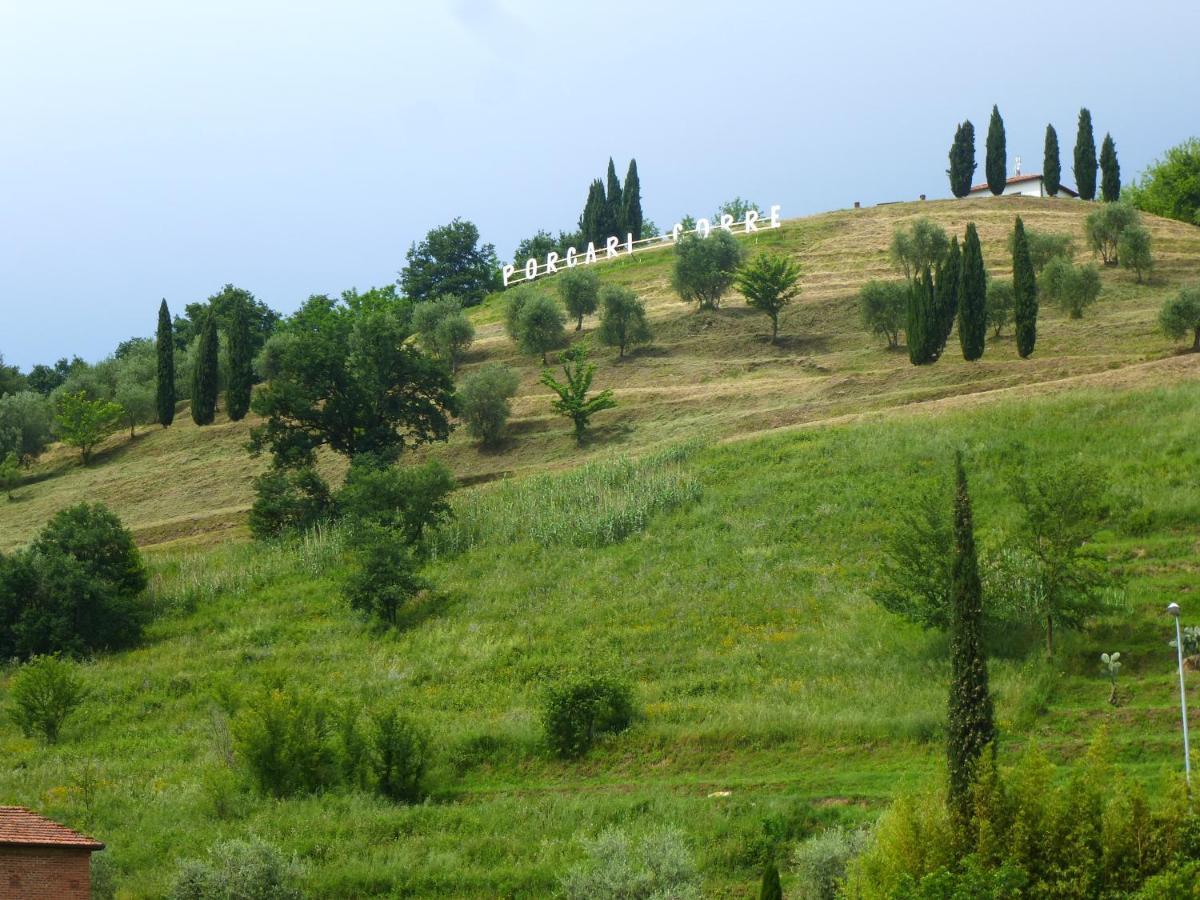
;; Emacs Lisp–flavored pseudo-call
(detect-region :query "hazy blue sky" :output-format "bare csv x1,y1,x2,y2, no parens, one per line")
3,0,1197,369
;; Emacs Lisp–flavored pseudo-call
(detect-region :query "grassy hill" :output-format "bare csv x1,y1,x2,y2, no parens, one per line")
2,197,1200,896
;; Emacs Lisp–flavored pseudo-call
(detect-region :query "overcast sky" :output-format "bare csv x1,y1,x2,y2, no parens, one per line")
2,0,1197,369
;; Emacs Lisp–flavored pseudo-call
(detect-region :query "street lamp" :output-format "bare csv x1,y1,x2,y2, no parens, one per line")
1168,602,1191,784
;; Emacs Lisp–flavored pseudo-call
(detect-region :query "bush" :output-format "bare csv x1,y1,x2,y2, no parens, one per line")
672,230,746,310
366,706,428,803
342,527,427,628
1118,223,1154,283
233,688,338,797
34,502,148,596
458,364,520,446
792,826,871,900
543,675,634,758
248,467,332,539
1040,257,1102,319
1160,285,1200,351
858,280,907,348
0,391,53,462
335,458,455,544
561,826,702,900
0,452,20,500
1006,228,1073,273
7,655,87,743
1085,202,1139,265
985,280,1014,337
169,837,302,900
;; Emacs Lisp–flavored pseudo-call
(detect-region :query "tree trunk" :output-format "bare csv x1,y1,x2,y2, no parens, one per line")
1192,327,1200,352
771,317,778,343
576,316,583,331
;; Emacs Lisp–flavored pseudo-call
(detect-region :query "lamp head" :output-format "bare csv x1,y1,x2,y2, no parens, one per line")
1167,602,1181,618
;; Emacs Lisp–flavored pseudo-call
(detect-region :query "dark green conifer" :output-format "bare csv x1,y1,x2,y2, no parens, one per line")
1012,217,1038,358
1043,124,1061,196
934,236,961,353
191,309,219,425
958,224,987,361
156,299,176,427
579,179,606,247
1074,108,1097,201
605,157,623,236
947,120,976,198
907,267,937,365
985,105,1007,195
1100,132,1121,202
225,292,253,421
759,861,783,900
947,451,994,827
620,159,644,240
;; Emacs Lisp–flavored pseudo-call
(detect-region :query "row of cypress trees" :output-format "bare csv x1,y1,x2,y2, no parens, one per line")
907,217,1038,364
578,158,644,247
948,106,1120,202
153,294,255,428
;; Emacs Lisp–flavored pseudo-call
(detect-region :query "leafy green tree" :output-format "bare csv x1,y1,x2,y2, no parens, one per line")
871,486,953,629
1117,224,1153,283
55,391,122,464
986,280,1015,337
516,293,567,363
458,363,520,446
1043,124,1061,196
620,158,644,240
714,197,758,222
1074,108,1098,201
597,285,652,359
946,452,994,826
858,280,907,349
539,343,616,443
191,311,219,425
1041,258,1102,319
512,230,559,266
1100,132,1121,202
947,120,976,198
557,267,601,330
343,526,427,628
735,253,802,343
579,179,607,247
671,230,746,310
0,451,18,500
958,224,987,361
605,157,623,236
0,391,53,463
250,295,456,466
760,861,783,900
225,290,253,421
1085,202,1139,265
336,458,455,546
367,706,428,802
183,284,279,362
114,368,155,438
1012,217,1038,358
890,218,949,282
156,299,176,427
0,354,26,397
985,105,1007,195
248,467,332,539
1007,228,1074,273
1159,285,1200,351
1125,137,1200,226
503,285,533,341
7,655,86,743
412,297,474,372
399,218,500,307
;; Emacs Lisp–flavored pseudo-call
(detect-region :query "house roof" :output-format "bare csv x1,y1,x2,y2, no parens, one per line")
0,807,104,851
967,173,1079,197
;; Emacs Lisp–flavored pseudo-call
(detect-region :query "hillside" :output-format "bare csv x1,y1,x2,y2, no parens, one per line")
3,196,1199,551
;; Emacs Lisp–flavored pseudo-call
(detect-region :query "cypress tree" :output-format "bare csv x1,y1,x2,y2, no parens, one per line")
1100,132,1121,202
1043,124,1061,196
605,157,623,236
191,309,219,425
225,292,253,421
759,861,783,900
947,450,994,826
579,179,606,247
620,158,644,240
1074,108,1097,201
155,299,176,427
947,120,976,198
906,267,937,365
1012,217,1038,358
958,224,987,360
985,105,1007,195
934,236,961,354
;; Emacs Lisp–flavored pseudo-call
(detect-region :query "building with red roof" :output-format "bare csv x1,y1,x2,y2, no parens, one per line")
0,807,104,899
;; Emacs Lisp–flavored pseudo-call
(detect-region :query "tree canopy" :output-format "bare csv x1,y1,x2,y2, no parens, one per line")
399,218,500,307
1126,137,1200,226
671,231,746,310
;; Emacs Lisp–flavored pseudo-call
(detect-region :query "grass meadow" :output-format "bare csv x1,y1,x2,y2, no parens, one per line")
2,380,1199,896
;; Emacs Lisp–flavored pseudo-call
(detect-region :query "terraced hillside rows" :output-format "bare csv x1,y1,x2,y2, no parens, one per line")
2,196,1198,550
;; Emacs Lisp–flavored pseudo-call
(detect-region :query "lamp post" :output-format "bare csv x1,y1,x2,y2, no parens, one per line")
1168,602,1191,784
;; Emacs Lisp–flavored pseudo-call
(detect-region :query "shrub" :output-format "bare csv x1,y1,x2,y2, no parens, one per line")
342,527,427,628
561,826,702,900
792,826,871,900
248,467,332,539
335,458,455,545
233,688,338,797
1118,224,1153,283
1085,202,1139,265
0,452,19,500
858,280,907,348
1160,285,1200,351
367,706,428,803
169,837,302,900
7,655,87,743
558,267,601,330
543,674,634,758
34,502,147,595
1040,257,1102,319
672,230,746,310
1006,228,1073,273
985,280,1014,337
458,364,520,446
0,391,53,463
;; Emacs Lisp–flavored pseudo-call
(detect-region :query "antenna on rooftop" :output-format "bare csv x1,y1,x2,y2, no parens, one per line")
1015,155,1022,176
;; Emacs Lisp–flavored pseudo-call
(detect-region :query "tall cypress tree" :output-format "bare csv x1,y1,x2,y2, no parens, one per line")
1100,133,1121,202
620,158,644,240
1012,217,1038,358
191,309,219,425
907,267,937,365
1074,108,1098,201
759,861,783,900
579,179,606,247
958,224,987,360
947,451,994,826
605,158,623,236
155,299,176,427
934,236,961,354
225,292,252,421
947,120,976,198
985,105,1007,195
1043,124,1061,196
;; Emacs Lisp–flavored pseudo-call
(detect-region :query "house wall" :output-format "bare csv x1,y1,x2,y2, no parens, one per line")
0,846,92,900
967,179,1046,198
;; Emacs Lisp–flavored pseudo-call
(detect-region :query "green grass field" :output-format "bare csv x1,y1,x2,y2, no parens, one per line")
2,196,1200,897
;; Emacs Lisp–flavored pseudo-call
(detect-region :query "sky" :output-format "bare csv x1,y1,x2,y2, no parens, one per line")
2,0,1198,369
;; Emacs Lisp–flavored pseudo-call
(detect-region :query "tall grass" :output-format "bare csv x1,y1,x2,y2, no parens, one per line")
429,443,703,556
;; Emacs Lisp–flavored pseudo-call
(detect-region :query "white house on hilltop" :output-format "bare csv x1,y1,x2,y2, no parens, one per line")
965,157,1079,199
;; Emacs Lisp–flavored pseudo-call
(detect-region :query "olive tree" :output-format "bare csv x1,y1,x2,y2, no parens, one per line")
458,363,520,446
858,281,907,348
671,230,746,310
557,268,601,331
1041,258,1102,319
1160,285,1200,351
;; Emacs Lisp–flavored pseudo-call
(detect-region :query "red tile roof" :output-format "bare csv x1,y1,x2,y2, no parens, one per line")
968,173,1079,197
0,807,104,850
